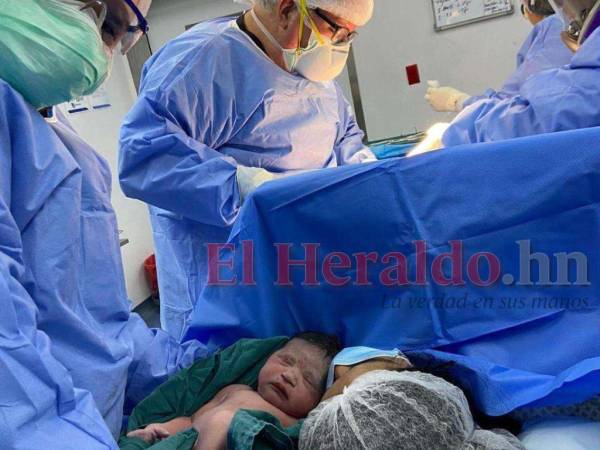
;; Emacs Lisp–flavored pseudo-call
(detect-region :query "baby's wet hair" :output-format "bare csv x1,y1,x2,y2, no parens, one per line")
290,331,341,359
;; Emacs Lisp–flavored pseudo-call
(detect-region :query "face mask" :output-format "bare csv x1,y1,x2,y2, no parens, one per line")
249,7,350,82
0,0,111,109
326,346,408,388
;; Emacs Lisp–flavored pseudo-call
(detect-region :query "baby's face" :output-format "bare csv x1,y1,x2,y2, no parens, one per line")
258,339,330,418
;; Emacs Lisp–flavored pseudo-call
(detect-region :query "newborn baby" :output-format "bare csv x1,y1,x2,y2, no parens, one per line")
127,332,339,450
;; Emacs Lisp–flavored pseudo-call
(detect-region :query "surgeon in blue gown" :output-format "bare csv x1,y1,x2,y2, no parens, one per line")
425,0,572,113
119,0,376,340
0,1,207,448
438,0,600,147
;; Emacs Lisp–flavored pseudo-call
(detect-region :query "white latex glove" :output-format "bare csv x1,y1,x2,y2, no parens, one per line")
425,81,471,112
236,166,277,203
353,146,378,163
407,122,450,157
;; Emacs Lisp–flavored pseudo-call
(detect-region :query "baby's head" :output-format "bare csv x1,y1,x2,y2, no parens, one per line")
258,332,341,419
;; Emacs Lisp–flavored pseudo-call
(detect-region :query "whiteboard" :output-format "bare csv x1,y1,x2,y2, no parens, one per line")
431,0,514,31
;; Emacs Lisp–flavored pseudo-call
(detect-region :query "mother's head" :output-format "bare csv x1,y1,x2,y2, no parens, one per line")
300,370,524,450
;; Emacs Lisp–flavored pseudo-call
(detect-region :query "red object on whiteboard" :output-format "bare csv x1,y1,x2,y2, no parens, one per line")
406,64,421,85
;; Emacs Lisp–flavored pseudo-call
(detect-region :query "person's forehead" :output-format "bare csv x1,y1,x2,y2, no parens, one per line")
281,340,328,366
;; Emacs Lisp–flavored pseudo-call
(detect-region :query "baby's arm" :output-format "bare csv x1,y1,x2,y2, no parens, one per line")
126,417,193,444
126,424,171,444
159,417,194,435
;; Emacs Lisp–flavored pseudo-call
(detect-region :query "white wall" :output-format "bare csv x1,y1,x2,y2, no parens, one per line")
147,0,244,52
352,0,532,140
61,54,154,306
146,0,531,141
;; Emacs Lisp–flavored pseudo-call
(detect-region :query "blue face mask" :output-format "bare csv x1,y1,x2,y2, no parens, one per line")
0,0,111,109
326,346,408,388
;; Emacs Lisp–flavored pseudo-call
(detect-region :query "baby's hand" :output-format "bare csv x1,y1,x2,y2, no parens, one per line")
127,423,171,444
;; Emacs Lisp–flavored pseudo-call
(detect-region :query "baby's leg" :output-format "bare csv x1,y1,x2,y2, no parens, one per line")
193,410,236,450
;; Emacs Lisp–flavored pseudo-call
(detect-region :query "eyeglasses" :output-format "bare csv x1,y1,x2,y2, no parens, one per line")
77,0,149,53
78,0,148,32
312,8,358,45
123,0,149,35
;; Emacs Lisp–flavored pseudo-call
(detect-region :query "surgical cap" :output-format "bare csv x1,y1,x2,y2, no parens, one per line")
235,0,374,26
523,0,556,16
305,0,374,26
299,370,524,450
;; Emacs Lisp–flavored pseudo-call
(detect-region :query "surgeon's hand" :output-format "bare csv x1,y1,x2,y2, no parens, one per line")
236,166,278,203
407,122,450,157
425,81,471,112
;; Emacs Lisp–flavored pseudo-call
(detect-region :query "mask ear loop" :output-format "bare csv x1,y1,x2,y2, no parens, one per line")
295,0,325,55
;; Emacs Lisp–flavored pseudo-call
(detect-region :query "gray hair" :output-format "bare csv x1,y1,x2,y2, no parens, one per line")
254,0,279,9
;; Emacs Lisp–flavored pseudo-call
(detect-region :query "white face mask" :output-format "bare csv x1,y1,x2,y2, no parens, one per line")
249,9,350,82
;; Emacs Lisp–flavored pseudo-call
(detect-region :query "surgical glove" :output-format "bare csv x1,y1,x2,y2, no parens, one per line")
236,166,277,203
407,122,450,157
425,81,471,112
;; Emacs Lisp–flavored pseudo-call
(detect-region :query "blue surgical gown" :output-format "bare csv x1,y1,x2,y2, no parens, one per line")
185,125,600,416
464,15,572,107
119,17,373,340
442,27,600,147
0,80,207,449
507,15,572,94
